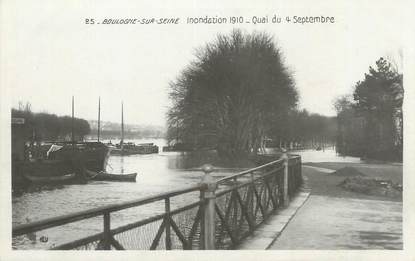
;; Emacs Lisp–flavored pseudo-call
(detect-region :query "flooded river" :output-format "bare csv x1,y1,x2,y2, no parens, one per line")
12,139,360,249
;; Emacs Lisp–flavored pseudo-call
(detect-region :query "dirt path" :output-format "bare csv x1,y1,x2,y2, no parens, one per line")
302,164,402,202
305,162,403,184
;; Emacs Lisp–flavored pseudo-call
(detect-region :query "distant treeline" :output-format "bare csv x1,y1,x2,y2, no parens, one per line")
167,107,336,151
268,109,337,148
87,120,165,139
334,58,403,161
12,104,91,142
88,129,165,140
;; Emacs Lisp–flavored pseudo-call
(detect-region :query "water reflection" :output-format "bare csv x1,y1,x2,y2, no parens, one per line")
13,184,66,197
120,156,124,174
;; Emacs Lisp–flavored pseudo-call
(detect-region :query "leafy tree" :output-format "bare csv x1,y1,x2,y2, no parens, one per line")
333,96,365,156
353,58,403,159
168,30,298,157
335,57,403,161
353,58,402,117
334,95,353,115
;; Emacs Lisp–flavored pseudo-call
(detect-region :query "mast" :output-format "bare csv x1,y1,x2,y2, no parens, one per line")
71,96,75,150
121,101,124,150
97,97,101,142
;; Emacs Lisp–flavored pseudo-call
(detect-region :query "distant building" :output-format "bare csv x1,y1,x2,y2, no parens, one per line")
11,117,27,161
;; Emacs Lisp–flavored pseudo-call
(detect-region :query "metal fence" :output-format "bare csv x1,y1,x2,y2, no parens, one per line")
12,153,302,250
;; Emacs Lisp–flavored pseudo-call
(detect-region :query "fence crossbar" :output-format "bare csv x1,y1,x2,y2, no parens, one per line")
216,158,284,183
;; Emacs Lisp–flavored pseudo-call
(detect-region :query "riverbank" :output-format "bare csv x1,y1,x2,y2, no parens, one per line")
269,162,402,249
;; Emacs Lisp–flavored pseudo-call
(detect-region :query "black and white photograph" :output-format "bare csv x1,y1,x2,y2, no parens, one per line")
1,0,414,260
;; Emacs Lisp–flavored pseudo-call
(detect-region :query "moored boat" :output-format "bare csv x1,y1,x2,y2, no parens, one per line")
12,142,109,187
109,102,159,156
83,168,137,182
12,97,110,187
45,141,109,172
94,172,137,182
110,142,159,155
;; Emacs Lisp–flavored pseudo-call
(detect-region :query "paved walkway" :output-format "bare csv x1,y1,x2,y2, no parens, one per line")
269,164,403,250
269,195,402,249
238,190,310,250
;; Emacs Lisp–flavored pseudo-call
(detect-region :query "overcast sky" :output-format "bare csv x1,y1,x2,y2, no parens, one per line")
4,0,404,126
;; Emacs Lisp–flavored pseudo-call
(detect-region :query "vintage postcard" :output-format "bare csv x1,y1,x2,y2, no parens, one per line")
1,0,414,260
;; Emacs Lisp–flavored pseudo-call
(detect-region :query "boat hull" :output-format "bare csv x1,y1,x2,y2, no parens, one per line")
12,142,109,187
94,172,137,182
48,142,109,172
83,168,137,182
23,173,76,183
110,145,158,155
12,159,75,186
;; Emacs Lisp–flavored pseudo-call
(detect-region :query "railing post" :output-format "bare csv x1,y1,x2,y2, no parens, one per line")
299,157,303,186
199,189,206,250
281,150,290,207
103,212,111,250
165,198,172,250
200,164,217,250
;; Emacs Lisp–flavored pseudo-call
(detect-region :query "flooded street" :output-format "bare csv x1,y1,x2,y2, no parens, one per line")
12,140,360,249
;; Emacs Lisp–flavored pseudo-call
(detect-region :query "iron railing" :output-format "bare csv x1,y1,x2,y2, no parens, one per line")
12,153,302,250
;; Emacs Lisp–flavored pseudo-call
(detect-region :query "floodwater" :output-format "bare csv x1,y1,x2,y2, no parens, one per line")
12,139,360,249
289,148,362,164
